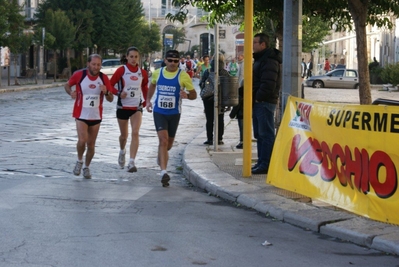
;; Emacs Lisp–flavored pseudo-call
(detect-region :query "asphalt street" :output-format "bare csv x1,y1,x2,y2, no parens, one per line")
0,79,398,266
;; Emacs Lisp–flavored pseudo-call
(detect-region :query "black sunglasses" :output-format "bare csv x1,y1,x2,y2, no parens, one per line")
167,59,179,63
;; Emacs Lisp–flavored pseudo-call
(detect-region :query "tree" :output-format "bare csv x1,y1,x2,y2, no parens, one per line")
168,0,399,104
2,0,28,84
139,22,162,56
35,9,75,81
302,15,331,53
34,0,159,67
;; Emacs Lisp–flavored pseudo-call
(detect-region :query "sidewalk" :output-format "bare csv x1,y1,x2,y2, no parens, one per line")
0,77,65,93
183,86,399,256
2,82,399,256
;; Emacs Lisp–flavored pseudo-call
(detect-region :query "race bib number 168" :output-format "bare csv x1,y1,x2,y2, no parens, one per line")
157,95,176,109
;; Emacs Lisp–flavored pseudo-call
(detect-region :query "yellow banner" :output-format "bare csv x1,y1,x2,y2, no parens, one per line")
268,96,399,225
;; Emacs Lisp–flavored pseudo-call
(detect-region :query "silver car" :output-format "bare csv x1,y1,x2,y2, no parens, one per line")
101,59,122,77
303,69,359,89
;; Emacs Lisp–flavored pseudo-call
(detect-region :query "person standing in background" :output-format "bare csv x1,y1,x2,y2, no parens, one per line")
197,55,211,80
227,58,239,77
110,46,149,173
195,57,204,78
251,33,282,175
306,59,313,78
200,53,230,146
300,58,307,79
229,52,244,149
324,58,330,73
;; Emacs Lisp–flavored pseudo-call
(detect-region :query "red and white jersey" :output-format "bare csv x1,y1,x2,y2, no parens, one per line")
68,69,109,120
110,64,149,110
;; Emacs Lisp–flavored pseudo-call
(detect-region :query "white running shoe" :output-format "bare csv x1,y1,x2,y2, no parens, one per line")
73,161,83,176
83,167,92,179
127,162,137,173
118,149,126,168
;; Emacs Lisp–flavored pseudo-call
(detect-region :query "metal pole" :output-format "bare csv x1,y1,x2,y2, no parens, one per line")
282,0,302,112
213,24,219,151
42,27,45,84
149,0,151,29
0,47,2,87
242,0,254,177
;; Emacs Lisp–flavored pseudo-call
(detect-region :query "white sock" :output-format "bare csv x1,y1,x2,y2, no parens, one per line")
120,149,126,154
129,158,135,164
160,170,167,176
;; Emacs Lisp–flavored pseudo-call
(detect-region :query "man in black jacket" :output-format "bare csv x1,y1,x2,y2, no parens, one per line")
251,33,282,175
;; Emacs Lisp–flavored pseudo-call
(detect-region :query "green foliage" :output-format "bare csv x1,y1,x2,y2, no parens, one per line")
40,9,75,51
34,0,161,57
169,0,399,34
1,0,27,53
302,15,331,52
132,21,162,56
380,63,399,86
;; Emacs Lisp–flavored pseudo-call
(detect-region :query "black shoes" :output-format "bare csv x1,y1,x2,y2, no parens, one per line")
161,173,170,187
204,140,224,145
251,167,268,175
236,142,243,149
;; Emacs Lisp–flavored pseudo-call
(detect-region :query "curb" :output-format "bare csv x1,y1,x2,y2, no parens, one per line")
0,83,64,94
182,133,399,256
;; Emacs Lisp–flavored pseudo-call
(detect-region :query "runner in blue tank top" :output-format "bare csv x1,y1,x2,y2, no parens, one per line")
146,50,197,187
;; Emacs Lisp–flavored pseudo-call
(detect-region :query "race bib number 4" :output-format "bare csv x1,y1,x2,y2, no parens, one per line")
157,95,176,109
83,95,100,108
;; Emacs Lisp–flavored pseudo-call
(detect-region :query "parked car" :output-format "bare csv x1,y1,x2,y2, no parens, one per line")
101,58,122,77
153,59,164,70
303,69,359,89
330,63,346,70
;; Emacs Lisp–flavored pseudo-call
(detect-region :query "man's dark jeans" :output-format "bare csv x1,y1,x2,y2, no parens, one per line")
253,101,276,171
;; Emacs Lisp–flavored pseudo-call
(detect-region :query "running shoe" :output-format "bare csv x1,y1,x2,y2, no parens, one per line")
73,161,83,176
127,162,137,173
118,149,126,168
161,173,170,187
83,167,92,179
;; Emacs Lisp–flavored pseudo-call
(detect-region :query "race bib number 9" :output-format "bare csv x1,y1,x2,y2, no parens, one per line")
83,95,100,108
157,95,176,109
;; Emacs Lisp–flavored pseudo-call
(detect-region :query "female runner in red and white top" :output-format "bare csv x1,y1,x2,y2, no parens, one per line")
64,54,118,179
110,46,149,173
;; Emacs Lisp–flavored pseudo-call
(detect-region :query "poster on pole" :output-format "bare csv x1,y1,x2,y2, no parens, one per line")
0,46,10,67
164,34,173,47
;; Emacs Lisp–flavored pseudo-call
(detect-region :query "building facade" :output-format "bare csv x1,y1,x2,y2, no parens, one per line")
3,1,399,79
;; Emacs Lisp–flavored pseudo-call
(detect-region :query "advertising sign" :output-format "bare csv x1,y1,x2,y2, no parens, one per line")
0,46,10,67
268,96,399,225
164,34,173,47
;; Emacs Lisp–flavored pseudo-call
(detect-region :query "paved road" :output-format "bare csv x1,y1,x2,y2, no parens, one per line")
0,84,398,266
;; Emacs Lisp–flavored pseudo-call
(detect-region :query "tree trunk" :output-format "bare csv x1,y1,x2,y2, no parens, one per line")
66,48,71,69
348,0,372,105
13,54,20,85
53,51,57,82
